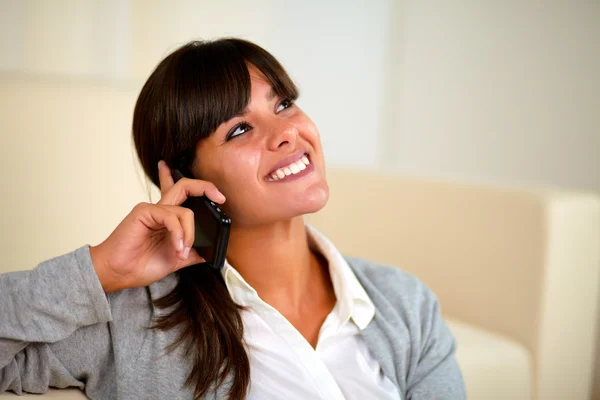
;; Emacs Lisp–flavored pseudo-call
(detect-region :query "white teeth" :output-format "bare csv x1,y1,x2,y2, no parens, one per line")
267,154,311,181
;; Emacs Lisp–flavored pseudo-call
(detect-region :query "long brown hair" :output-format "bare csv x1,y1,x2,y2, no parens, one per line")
132,39,299,399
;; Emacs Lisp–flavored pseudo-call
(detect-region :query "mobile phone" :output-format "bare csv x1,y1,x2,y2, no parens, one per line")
171,168,231,271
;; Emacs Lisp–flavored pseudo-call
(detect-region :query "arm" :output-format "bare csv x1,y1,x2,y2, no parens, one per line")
0,245,113,394
406,292,466,400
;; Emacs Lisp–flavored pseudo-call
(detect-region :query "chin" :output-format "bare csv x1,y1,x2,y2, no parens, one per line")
233,182,329,225
297,181,330,215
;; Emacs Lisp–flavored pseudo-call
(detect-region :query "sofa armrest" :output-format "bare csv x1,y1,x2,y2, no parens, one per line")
536,194,600,399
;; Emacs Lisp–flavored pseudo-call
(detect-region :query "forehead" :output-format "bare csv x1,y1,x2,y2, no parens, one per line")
247,67,277,104
247,65,271,90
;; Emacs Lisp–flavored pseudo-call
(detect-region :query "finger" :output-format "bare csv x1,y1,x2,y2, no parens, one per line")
158,178,226,206
135,203,184,255
157,160,175,196
164,205,196,260
174,248,206,271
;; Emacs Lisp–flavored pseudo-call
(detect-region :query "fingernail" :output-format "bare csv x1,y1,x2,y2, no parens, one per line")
158,160,164,169
178,239,184,252
182,247,190,259
217,192,226,203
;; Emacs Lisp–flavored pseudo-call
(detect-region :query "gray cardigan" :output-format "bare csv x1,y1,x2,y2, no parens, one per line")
0,245,466,399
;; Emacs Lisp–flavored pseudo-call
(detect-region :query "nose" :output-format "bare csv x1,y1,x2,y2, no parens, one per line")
266,120,298,151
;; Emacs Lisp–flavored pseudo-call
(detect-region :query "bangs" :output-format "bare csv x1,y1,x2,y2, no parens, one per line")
175,40,297,158
160,39,299,171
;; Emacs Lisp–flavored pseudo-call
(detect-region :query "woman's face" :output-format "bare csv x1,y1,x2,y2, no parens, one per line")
192,65,329,226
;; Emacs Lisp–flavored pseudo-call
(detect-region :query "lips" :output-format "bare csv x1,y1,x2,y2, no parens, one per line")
265,149,308,178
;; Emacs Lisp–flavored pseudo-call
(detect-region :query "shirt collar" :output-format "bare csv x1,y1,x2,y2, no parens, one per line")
220,223,375,330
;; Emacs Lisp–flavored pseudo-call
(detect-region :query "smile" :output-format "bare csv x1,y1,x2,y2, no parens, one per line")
266,154,312,182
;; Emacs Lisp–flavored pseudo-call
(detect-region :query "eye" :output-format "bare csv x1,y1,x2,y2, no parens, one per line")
276,98,294,113
226,121,252,141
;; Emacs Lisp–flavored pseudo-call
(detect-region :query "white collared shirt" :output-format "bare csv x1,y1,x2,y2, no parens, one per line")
221,225,401,400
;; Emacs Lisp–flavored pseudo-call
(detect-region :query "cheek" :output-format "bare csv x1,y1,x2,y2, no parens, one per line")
298,116,322,147
195,142,264,221
215,150,262,204
299,118,325,165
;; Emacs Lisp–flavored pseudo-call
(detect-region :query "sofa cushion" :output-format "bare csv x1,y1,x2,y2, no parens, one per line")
447,318,533,400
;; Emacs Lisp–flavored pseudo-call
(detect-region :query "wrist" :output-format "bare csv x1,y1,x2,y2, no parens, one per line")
90,243,121,293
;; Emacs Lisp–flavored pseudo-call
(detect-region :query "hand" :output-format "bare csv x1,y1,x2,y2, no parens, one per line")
90,160,226,293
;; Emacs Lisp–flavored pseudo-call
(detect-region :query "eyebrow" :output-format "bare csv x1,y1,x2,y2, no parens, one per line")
233,87,278,118
266,87,277,101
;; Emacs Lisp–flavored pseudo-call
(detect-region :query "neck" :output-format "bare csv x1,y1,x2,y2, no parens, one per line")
225,216,331,313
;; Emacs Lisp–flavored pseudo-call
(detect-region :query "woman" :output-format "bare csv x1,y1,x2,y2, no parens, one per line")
0,39,465,399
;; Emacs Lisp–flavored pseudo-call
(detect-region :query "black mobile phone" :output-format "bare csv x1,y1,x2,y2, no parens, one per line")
171,168,231,271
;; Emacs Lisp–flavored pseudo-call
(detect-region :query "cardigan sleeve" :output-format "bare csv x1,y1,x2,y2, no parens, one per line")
406,288,466,400
0,245,114,395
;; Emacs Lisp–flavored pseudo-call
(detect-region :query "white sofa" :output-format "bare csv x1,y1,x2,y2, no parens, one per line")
1,76,599,399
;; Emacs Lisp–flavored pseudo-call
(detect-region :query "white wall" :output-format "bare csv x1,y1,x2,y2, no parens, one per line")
0,0,391,168
5,1,596,191
384,1,600,192
2,0,598,183
0,0,131,78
